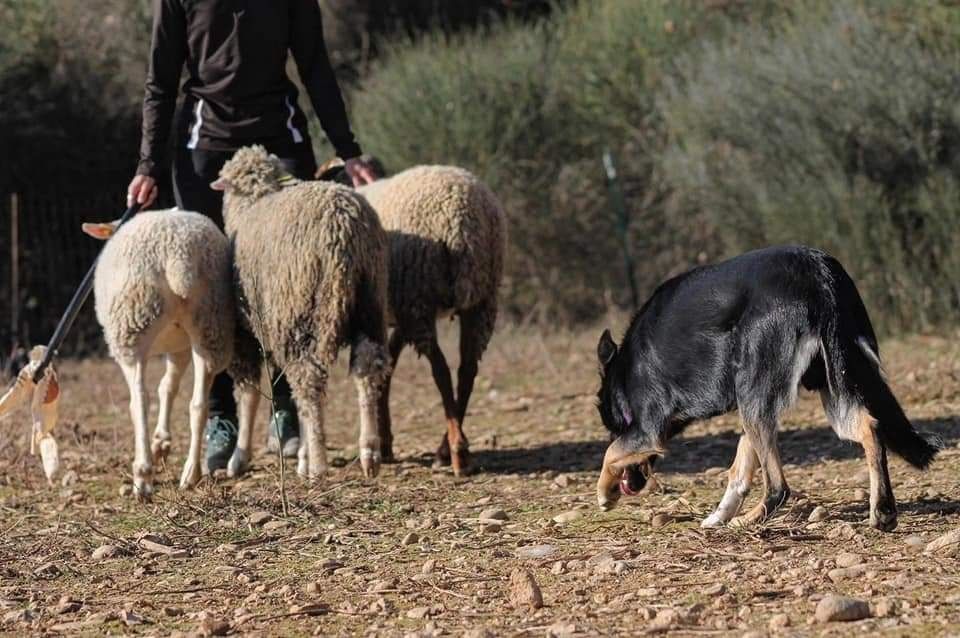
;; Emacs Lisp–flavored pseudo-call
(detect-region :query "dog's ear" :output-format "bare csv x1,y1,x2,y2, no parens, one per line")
597,329,618,367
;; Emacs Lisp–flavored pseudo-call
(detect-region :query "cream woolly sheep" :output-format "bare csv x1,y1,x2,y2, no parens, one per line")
358,165,506,476
82,210,233,499
212,145,390,479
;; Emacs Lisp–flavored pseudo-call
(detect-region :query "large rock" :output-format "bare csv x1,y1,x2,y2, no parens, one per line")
509,568,543,609
815,595,871,623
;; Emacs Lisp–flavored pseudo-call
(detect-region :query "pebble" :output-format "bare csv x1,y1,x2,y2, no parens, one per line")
815,595,871,623
406,606,432,619
769,613,790,630
650,608,681,630
925,528,960,556
247,511,273,526
828,566,866,582
807,506,829,522
92,544,121,561
263,520,290,532
400,532,419,546
546,622,576,638
904,535,925,552
2,609,34,625
60,470,78,487
874,599,897,617
198,616,231,636
119,484,133,497
509,568,543,609
421,559,437,575
553,474,571,488
514,544,557,560
651,513,673,528
852,488,869,501
479,507,508,521
836,552,863,568
552,511,581,525
703,583,725,596
34,562,60,578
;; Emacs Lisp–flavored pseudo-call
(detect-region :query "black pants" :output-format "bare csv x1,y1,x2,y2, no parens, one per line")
172,144,318,418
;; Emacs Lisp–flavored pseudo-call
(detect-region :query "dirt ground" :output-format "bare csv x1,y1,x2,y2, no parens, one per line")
1,324,959,637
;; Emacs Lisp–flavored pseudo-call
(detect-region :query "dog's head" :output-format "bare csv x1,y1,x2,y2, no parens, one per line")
595,328,662,511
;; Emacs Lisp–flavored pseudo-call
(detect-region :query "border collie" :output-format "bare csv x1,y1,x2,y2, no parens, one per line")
595,245,939,531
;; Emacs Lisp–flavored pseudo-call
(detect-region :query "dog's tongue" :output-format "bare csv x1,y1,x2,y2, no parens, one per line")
619,473,638,497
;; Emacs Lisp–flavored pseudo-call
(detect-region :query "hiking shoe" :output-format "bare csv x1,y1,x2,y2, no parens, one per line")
267,398,300,458
205,415,239,473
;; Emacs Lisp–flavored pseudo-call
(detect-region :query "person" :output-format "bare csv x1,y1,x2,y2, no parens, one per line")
128,0,379,473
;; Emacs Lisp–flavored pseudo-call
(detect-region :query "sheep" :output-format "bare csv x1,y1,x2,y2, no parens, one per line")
81,209,234,499
212,145,390,479
0,346,61,483
358,165,506,476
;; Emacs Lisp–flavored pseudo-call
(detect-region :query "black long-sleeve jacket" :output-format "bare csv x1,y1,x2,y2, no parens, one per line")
137,0,361,178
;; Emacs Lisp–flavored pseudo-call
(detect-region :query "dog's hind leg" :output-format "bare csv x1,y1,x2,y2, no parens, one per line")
702,434,759,527
731,417,790,526
822,393,897,531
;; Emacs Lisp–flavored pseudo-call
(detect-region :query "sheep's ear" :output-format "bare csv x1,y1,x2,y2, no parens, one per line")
597,329,618,367
81,222,115,240
210,178,229,191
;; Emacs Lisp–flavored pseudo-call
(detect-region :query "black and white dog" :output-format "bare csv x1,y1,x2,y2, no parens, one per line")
595,245,939,531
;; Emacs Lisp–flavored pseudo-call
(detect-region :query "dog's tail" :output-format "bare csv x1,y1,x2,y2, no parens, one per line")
819,256,940,469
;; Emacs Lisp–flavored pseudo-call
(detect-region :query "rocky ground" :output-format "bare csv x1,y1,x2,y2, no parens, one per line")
0,324,959,636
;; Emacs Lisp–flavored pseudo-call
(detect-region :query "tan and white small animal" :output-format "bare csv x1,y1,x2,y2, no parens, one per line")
0,346,61,484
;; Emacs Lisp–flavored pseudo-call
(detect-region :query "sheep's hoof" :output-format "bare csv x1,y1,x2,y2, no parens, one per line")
179,460,202,490
360,448,381,478
133,481,154,502
151,438,171,465
227,449,251,478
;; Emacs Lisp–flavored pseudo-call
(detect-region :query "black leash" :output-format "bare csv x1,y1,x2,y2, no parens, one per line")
32,202,143,383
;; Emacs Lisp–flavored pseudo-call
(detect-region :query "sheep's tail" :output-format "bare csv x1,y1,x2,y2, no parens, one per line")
452,182,507,311
166,257,198,300
819,255,940,469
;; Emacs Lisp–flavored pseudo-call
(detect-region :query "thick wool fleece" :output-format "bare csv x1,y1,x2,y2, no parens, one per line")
93,209,233,368
359,165,507,353
219,146,388,381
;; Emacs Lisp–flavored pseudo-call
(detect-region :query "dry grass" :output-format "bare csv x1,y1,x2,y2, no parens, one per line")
1,324,959,636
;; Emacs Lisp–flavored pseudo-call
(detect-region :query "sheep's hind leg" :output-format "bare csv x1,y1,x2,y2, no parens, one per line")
119,357,153,501
290,363,328,480
351,337,388,478
153,349,190,466
377,330,405,463
424,337,468,476
180,345,215,490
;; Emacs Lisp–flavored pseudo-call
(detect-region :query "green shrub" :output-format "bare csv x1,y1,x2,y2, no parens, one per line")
661,5,960,333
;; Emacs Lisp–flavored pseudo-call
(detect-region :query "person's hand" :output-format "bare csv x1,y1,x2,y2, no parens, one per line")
344,157,378,187
127,174,158,208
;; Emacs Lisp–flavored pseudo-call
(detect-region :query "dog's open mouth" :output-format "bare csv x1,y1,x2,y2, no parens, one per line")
618,463,647,497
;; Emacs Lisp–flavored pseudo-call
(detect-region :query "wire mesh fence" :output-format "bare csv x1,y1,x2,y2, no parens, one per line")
1,186,138,360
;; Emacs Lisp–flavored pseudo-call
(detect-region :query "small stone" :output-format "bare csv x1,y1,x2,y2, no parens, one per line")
650,608,681,630
400,532,419,546
552,511,581,525
406,606,432,620
703,583,725,596
163,607,184,617
509,568,543,610
33,562,60,578
247,511,273,526
874,599,897,617
553,474,571,488
263,520,290,532
808,506,829,522
904,535,925,552
852,488,868,501
925,528,960,556
61,470,78,487
815,595,871,622
514,544,557,560
651,513,673,528
303,582,321,595
769,613,790,630
828,566,866,582
53,598,82,615
119,484,133,497
120,609,146,626
827,523,857,540
92,545,121,561
546,622,576,638
836,552,863,568
479,508,508,521
551,561,566,575
198,616,231,636
421,559,436,575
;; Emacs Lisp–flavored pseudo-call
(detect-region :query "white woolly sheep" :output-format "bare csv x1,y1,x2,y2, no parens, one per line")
82,209,234,499
358,165,506,476
212,145,390,479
